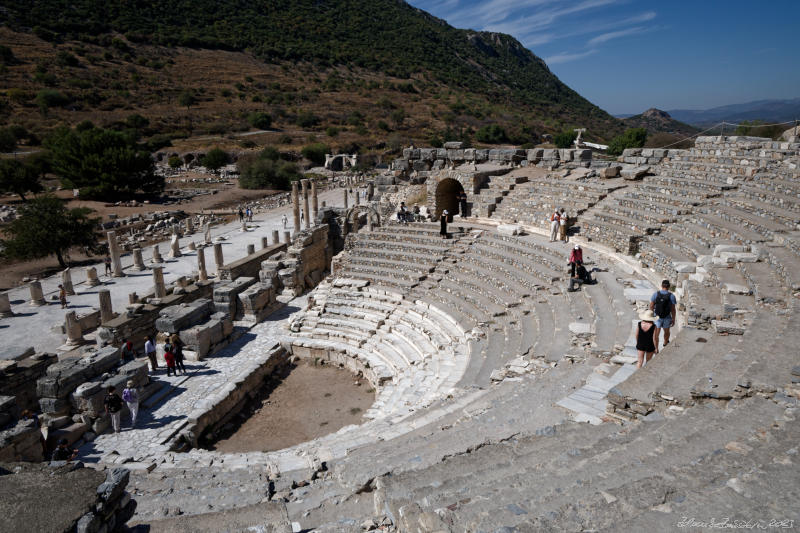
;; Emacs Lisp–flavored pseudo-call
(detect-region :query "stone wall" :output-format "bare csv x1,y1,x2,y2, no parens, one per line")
155,298,236,360
0,351,58,412
217,242,287,281
260,225,331,297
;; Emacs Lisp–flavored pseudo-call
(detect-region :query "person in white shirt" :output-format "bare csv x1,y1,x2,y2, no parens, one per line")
144,336,158,372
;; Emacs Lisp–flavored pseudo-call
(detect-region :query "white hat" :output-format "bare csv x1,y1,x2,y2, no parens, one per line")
639,309,656,321
574,244,581,250
443,210,449,215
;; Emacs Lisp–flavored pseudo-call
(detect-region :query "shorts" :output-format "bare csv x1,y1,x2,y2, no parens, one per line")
655,316,673,329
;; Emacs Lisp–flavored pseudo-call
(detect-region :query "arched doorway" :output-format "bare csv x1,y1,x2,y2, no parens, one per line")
435,178,464,221
342,205,381,235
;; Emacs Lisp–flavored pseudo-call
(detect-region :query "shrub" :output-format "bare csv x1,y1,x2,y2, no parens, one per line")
377,120,390,132
55,50,80,67
553,130,576,149
325,126,339,137
475,124,507,144
201,147,229,171
606,128,647,156
277,134,292,144
238,153,300,190
301,143,329,166
168,155,182,168
0,128,16,152
296,110,320,129
248,111,272,129
260,146,280,161
35,89,70,114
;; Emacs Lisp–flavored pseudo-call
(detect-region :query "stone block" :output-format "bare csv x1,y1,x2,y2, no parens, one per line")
621,165,650,180
474,149,489,161
442,141,463,149
600,165,621,178
497,224,523,236
712,320,745,335
155,298,214,333
446,149,464,161
672,262,696,273
716,252,758,264
724,283,752,295
526,149,543,161
712,244,747,257
411,160,430,172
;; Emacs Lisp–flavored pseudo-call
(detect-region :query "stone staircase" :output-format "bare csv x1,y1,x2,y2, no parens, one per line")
470,173,529,217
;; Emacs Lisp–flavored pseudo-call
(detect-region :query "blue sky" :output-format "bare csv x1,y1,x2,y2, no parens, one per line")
407,0,800,115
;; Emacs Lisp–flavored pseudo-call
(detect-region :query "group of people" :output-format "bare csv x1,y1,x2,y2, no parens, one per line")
397,202,429,224
237,206,254,223
549,208,570,242
143,334,187,376
566,244,595,291
635,279,677,368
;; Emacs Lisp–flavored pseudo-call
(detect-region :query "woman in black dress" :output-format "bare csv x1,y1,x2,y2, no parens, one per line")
170,333,187,375
440,210,448,238
635,310,658,368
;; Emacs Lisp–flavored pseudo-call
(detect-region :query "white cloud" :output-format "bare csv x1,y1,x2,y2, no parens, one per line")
588,26,647,45
544,49,597,65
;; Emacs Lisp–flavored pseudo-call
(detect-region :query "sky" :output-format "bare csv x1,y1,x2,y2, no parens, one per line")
407,0,800,115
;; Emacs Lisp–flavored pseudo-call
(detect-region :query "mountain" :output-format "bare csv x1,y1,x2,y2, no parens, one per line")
667,98,800,126
0,0,624,150
622,108,699,137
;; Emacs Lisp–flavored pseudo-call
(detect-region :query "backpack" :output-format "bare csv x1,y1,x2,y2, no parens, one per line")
653,291,672,318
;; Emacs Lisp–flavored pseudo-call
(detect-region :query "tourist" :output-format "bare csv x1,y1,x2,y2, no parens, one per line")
282,214,288,229
237,207,244,223
120,338,135,364
398,202,409,224
246,207,253,222
635,310,658,368
458,191,468,217
58,284,67,309
413,204,420,222
144,335,158,372
171,333,187,375
104,254,112,276
549,209,561,242
440,210,448,238
104,386,123,433
51,438,78,462
559,208,569,242
568,244,583,277
567,272,584,292
649,279,677,348
122,380,139,428
163,339,177,377
577,263,594,285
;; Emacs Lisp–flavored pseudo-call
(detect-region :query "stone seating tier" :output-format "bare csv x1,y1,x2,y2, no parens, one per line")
644,175,734,194
638,180,716,201
723,194,800,226
687,213,770,245
582,216,645,255
705,201,790,238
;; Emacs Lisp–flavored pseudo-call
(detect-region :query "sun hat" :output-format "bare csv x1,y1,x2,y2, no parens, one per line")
574,244,580,249
443,210,448,215
639,309,657,321
126,380,134,388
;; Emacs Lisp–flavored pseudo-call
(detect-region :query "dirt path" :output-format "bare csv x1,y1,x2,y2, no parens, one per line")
207,361,374,453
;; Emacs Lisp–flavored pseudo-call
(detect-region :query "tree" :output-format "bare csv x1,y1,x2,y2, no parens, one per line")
0,160,43,201
301,143,329,166
168,155,182,168
44,124,162,200
201,147,229,171
553,130,576,149
238,155,299,190
1,194,100,268
35,89,70,115
475,124,507,144
178,89,197,110
247,112,272,129
607,128,647,156
296,110,320,129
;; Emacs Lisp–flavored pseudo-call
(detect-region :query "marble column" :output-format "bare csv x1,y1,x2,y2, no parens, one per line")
0,292,13,318
203,223,212,244
107,231,124,277
261,237,269,249
283,231,291,244
302,179,311,229
169,228,181,258
185,218,194,234
291,180,301,234
197,247,208,281
246,244,255,255
152,244,163,264
367,182,374,201
61,268,75,296
98,289,113,323
132,248,146,271
86,267,100,287
213,243,224,269
343,188,349,209
187,241,196,251
311,180,319,222
271,230,280,245
152,266,166,298
28,281,46,306
355,187,361,206
64,311,84,346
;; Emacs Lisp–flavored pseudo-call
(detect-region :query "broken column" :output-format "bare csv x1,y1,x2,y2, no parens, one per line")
185,218,194,234
355,187,361,206
98,289,114,324
367,182,374,201
169,227,182,258
261,237,269,249
203,223,212,244
292,180,301,234
86,267,100,287
107,231,124,277
311,180,319,222
214,243,224,269
302,179,311,229
284,231,291,244
152,266,166,298
61,268,75,296
132,248,146,271
343,188,349,209
272,230,280,245
64,311,84,346
0,292,13,317
152,244,163,264
28,281,46,306
197,247,208,281
246,244,255,255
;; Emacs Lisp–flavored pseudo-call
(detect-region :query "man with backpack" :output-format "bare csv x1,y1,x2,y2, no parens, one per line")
649,279,677,349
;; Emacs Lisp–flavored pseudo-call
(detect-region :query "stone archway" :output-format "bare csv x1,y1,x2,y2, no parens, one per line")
342,205,380,235
435,178,464,221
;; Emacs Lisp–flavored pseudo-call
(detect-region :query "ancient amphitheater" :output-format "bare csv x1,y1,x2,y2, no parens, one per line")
1,135,799,532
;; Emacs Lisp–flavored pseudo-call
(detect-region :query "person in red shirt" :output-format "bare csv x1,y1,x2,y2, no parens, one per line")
568,244,584,277
163,341,176,377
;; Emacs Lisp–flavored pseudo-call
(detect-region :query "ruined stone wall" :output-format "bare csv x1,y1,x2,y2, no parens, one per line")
0,352,58,412
217,242,288,281
393,145,592,173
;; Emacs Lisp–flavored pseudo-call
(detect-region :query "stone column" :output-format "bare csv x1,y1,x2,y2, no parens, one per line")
355,187,361,206
241,220,248,232
291,180,301,234
271,230,280,245
301,179,311,229
169,229,182,258
197,247,208,281
367,182,374,201
187,241,196,251
213,243,224,269
203,223,212,244
343,188,349,209
311,180,319,222
185,218,194,234
152,266,166,299
128,293,139,304
107,231,124,277
0,292,13,318
132,248,146,271
98,289,113,324
283,231,291,244
61,268,75,296
86,267,100,287
64,311,84,346
152,244,163,264
28,281,46,306
261,237,269,249
246,244,255,255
